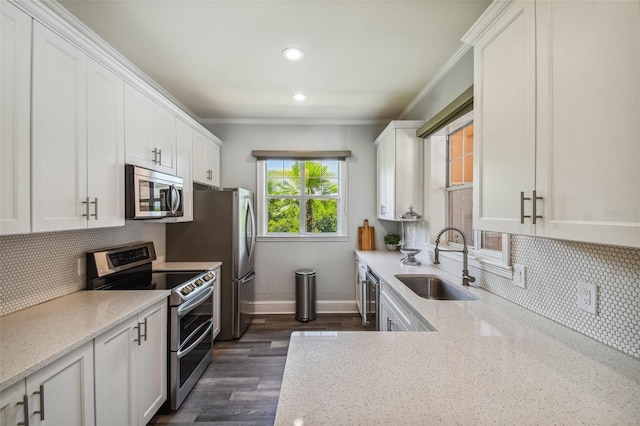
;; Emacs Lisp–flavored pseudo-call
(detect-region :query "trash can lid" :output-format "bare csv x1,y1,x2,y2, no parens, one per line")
295,269,316,276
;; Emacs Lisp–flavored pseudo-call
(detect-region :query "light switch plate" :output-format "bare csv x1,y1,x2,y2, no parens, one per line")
513,264,526,289
577,280,597,315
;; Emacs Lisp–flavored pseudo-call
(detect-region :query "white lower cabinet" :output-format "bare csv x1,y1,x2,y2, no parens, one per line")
379,280,436,332
0,342,94,426
94,300,167,426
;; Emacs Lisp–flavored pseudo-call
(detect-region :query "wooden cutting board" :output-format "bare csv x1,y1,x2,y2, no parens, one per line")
358,219,375,251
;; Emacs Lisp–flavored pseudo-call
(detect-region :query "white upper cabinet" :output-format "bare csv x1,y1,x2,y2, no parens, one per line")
124,83,177,175
534,0,640,247
152,103,177,175
375,121,424,221
32,22,88,232
87,59,125,228
193,130,222,187
32,22,125,232
467,0,640,248
472,0,536,236
0,1,31,235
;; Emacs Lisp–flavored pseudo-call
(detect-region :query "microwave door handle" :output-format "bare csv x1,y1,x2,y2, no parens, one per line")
169,185,180,214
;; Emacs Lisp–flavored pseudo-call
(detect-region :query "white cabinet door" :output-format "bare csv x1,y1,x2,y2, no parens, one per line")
137,301,167,426
124,83,154,169
94,300,166,426
32,22,88,233
375,121,423,221
472,0,537,236
0,1,31,235
176,119,194,222
0,380,27,426
87,59,125,228
535,0,640,247
193,130,218,186
210,140,221,187
94,316,138,426
153,104,177,175
26,342,94,426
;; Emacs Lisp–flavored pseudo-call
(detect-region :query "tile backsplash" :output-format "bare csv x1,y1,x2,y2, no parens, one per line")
424,236,640,358
0,221,165,316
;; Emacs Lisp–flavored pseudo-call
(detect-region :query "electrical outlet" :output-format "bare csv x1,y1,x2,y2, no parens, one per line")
513,264,526,288
77,257,86,276
577,280,597,315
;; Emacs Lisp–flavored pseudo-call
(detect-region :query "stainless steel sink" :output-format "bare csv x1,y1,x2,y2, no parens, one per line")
394,274,477,301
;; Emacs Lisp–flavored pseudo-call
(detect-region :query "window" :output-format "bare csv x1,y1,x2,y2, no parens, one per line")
446,119,505,254
256,158,347,239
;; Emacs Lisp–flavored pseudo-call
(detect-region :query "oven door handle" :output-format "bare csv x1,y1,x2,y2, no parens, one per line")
177,318,213,359
177,286,214,318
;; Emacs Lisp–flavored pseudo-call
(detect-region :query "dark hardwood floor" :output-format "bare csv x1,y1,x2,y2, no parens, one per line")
150,314,367,426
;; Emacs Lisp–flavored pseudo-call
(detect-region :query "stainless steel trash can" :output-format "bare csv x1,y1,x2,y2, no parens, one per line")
295,269,317,322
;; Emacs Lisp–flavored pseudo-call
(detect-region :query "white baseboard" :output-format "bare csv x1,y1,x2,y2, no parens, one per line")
250,300,357,315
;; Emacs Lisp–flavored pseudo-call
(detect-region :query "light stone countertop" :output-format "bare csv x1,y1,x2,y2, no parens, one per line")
153,261,222,271
0,290,169,391
274,250,640,425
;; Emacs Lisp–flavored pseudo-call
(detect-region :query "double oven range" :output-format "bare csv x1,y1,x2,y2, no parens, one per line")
86,241,216,410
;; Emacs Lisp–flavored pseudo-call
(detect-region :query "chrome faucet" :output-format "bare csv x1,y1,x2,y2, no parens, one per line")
433,227,476,286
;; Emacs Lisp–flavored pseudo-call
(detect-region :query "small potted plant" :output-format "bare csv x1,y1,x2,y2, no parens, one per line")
384,234,400,251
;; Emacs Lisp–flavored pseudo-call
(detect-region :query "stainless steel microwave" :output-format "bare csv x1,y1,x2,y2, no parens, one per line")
125,164,184,219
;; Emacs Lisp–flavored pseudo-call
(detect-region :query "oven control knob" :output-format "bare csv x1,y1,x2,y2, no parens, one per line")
195,279,204,286
203,274,212,281
181,287,190,295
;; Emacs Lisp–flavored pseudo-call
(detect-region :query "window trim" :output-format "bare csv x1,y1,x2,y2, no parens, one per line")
424,110,513,278
256,159,349,240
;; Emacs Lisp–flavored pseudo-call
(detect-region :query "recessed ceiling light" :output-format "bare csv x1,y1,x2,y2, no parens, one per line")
282,47,305,61
292,93,307,101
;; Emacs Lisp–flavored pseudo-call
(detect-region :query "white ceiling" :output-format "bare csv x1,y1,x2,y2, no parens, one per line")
58,0,490,123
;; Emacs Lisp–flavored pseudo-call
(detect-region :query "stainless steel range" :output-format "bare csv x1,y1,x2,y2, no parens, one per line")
86,241,216,410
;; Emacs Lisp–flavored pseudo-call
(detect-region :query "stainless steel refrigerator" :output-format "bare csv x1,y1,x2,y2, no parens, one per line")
166,188,256,340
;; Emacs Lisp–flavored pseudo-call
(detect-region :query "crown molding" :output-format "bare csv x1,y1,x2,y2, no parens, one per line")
200,117,389,126
461,0,515,46
10,0,213,136
399,43,472,119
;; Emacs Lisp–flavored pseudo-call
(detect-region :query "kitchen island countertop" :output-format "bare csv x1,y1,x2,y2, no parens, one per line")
0,290,170,391
274,250,640,425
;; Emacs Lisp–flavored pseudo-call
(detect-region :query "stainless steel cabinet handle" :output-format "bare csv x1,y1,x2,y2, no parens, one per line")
134,324,141,345
152,148,159,164
387,317,393,331
380,205,386,216
82,197,90,221
33,384,44,420
140,318,148,342
90,198,98,220
520,191,531,224
532,190,543,224
520,191,543,224
158,148,162,165
17,394,29,426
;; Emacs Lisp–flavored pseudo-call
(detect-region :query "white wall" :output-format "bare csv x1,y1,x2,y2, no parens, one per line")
206,123,394,312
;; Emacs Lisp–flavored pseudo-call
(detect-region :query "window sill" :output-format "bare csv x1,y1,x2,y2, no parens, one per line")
257,235,349,243
425,244,513,279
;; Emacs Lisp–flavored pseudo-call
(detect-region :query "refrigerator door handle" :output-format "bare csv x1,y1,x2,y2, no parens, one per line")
239,271,256,284
246,199,256,260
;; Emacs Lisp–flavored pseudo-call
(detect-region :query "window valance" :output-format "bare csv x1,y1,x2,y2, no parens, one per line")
251,150,352,160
